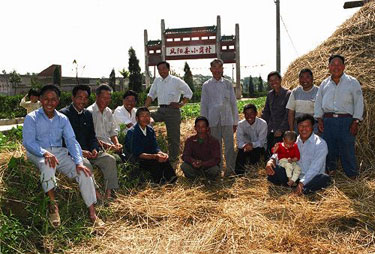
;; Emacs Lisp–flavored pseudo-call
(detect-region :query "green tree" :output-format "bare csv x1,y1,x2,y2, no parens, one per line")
53,66,61,86
119,68,129,79
258,75,264,92
9,70,21,87
109,68,116,91
128,47,142,92
183,62,195,92
248,75,255,97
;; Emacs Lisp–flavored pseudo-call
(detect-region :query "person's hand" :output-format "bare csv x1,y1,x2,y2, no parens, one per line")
265,159,276,176
126,123,134,128
156,152,168,162
272,143,280,153
76,164,92,177
243,143,253,152
294,182,304,195
274,130,283,137
43,151,59,168
112,143,123,153
288,158,293,163
291,157,298,162
82,150,91,159
91,149,98,159
287,179,294,187
233,125,237,133
350,121,359,136
192,160,202,168
169,102,182,109
318,118,324,133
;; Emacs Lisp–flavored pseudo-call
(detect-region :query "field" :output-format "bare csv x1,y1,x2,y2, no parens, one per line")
1,97,375,253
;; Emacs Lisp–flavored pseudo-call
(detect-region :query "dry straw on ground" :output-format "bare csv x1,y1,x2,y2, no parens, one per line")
283,2,375,167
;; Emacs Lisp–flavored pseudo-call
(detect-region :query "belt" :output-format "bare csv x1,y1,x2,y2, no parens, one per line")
159,104,169,108
323,113,352,118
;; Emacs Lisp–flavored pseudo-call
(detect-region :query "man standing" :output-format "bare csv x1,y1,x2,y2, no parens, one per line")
144,61,193,165
181,116,221,181
314,55,364,178
200,59,239,176
266,114,331,195
113,90,137,134
61,85,119,200
87,84,123,156
261,71,290,159
235,104,267,175
23,85,101,227
286,68,318,132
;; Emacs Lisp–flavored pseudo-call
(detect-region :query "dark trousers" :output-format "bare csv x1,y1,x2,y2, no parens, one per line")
139,159,177,184
323,117,358,177
267,165,331,194
235,147,264,175
266,133,283,160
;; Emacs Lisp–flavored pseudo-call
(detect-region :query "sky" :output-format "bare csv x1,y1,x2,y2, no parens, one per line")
0,0,358,80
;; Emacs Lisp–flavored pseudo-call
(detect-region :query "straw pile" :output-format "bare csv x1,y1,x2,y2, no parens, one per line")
282,2,375,166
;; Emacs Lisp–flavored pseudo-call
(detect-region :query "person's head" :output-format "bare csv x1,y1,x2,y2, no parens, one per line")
267,71,282,92
72,85,91,112
210,59,224,81
40,85,61,118
95,84,112,111
136,107,151,127
194,116,210,136
28,88,40,103
328,54,345,80
122,90,137,112
298,68,314,91
243,104,257,125
157,61,170,79
283,131,297,148
296,114,315,141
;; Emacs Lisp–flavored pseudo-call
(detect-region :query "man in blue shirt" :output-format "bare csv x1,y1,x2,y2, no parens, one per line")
23,85,101,227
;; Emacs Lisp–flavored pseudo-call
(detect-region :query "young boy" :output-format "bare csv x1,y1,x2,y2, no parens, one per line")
124,107,177,185
272,131,301,186
20,88,41,114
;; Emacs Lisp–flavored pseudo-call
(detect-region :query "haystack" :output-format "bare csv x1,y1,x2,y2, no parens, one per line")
282,2,375,167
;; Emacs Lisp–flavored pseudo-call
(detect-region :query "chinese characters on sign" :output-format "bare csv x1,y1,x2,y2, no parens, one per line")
166,45,216,56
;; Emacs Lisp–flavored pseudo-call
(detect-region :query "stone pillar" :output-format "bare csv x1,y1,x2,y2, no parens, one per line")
235,23,241,99
144,29,150,88
161,19,166,61
216,15,221,59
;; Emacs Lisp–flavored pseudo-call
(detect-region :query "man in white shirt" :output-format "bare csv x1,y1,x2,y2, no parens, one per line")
144,61,193,164
235,104,267,175
201,59,239,176
314,55,364,178
87,84,123,155
266,114,331,195
113,90,137,134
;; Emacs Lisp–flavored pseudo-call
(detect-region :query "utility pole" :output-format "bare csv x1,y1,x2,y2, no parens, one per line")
275,0,281,73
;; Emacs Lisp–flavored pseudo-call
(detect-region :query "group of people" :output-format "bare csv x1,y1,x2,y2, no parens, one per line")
21,54,363,227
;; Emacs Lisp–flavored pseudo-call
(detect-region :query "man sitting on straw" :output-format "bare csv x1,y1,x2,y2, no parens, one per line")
23,85,103,227
181,116,221,181
266,114,331,195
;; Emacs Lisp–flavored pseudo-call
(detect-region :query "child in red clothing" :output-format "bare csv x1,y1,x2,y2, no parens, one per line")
272,131,301,186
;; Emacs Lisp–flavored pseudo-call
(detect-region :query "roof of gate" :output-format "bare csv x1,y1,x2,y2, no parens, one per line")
165,26,216,35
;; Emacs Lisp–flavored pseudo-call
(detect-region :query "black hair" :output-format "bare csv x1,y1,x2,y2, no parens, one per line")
243,103,257,113
40,85,61,97
299,68,313,78
296,114,315,126
267,71,282,81
28,88,40,97
136,107,150,117
95,84,112,96
329,54,345,65
210,59,224,67
283,131,297,142
195,116,209,127
123,89,138,101
72,85,91,97
157,61,170,69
